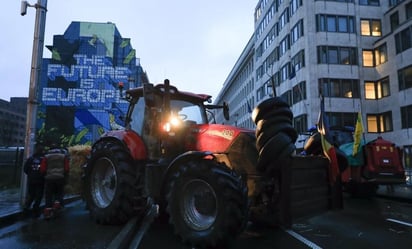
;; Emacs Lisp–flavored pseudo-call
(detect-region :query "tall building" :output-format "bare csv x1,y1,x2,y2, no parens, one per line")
215,1,412,166
37,21,148,145
0,97,27,147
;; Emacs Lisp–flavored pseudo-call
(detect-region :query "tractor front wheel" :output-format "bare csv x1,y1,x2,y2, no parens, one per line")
166,160,248,248
84,141,146,224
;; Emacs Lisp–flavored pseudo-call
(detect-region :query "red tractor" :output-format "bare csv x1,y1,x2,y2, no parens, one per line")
84,80,335,247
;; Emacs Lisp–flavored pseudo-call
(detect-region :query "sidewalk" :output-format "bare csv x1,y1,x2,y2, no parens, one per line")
0,187,81,227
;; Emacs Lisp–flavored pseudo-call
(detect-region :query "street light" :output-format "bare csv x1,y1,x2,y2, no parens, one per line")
19,0,48,206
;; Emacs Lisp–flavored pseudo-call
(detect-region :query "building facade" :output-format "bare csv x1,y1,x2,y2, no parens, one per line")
0,98,27,147
37,21,148,146
214,0,412,167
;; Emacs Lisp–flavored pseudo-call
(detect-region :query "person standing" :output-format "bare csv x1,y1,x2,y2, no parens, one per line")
40,143,70,218
23,143,45,218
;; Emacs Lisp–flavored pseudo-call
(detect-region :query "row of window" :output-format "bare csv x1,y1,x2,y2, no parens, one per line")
258,61,411,103
324,111,392,133
256,11,303,60
317,46,358,65
258,51,411,100
291,107,410,135
255,0,302,39
257,15,382,67
315,0,381,5
314,0,379,6
319,78,360,98
292,106,412,135
256,49,305,84
318,71,412,100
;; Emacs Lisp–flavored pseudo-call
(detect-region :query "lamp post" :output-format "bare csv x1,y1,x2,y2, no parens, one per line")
20,0,48,206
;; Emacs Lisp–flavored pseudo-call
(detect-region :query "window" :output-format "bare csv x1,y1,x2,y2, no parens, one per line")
407,2,412,19
290,0,302,16
316,14,355,33
293,114,308,135
319,78,360,98
292,81,306,104
280,90,292,106
361,19,381,36
374,43,387,65
389,0,405,6
280,63,290,82
291,50,305,75
367,112,393,133
291,19,304,44
279,35,290,57
398,65,412,90
401,104,412,129
362,50,374,67
359,0,380,6
364,77,390,99
279,8,290,30
328,47,339,64
395,25,412,53
390,12,400,31
317,46,357,65
327,112,357,127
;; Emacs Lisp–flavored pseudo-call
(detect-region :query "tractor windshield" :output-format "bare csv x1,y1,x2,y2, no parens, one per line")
127,97,208,136
170,99,207,125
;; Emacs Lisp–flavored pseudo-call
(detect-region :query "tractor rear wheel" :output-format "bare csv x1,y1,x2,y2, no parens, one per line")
84,141,147,224
165,160,248,248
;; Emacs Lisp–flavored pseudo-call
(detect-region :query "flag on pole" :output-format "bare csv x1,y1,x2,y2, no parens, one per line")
317,95,340,183
352,111,364,156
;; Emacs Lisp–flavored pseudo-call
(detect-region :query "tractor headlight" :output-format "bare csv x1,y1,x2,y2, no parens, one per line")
163,115,182,133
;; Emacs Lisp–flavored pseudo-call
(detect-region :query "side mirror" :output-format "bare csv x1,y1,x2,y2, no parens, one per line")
223,102,229,121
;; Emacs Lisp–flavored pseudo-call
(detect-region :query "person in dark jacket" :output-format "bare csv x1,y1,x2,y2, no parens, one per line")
40,143,70,218
23,143,45,218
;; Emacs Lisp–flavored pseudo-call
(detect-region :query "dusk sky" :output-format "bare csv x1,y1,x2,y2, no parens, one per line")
0,0,256,101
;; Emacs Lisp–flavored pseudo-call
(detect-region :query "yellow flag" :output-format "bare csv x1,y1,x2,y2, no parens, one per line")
352,111,364,156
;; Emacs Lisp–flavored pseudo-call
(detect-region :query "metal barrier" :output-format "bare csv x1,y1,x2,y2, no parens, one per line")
0,148,24,188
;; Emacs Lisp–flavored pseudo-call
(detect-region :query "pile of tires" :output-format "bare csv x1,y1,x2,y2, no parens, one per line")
252,97,298,173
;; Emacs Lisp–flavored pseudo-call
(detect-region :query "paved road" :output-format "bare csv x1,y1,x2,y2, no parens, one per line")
2,194,411,249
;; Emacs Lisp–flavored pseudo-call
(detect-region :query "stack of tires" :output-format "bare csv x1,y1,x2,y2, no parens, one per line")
252,97,298,173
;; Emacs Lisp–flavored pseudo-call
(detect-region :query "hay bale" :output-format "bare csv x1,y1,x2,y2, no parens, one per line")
65,145,91,195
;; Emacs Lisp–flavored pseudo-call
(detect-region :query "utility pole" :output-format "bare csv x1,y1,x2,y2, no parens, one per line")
20,0,48,206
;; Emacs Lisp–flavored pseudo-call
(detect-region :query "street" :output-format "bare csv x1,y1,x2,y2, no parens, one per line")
1,194,411,249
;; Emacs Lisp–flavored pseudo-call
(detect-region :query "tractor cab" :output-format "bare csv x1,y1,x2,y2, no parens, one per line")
122,80,228,161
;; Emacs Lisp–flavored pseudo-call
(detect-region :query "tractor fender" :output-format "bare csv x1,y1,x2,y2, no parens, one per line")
160,151,215,196
93,130,147,161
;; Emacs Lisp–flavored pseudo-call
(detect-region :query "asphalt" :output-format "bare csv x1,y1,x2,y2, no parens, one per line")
1,184,411,225
0,184,411,248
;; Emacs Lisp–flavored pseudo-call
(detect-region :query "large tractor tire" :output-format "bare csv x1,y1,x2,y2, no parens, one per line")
253,97,297,173
84,141,147,225
165,160,248,248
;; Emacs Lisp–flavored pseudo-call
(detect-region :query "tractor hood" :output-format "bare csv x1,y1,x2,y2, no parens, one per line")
185,124,254,153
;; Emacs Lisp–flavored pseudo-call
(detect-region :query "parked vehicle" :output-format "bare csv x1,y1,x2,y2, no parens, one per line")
303,126,406,195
